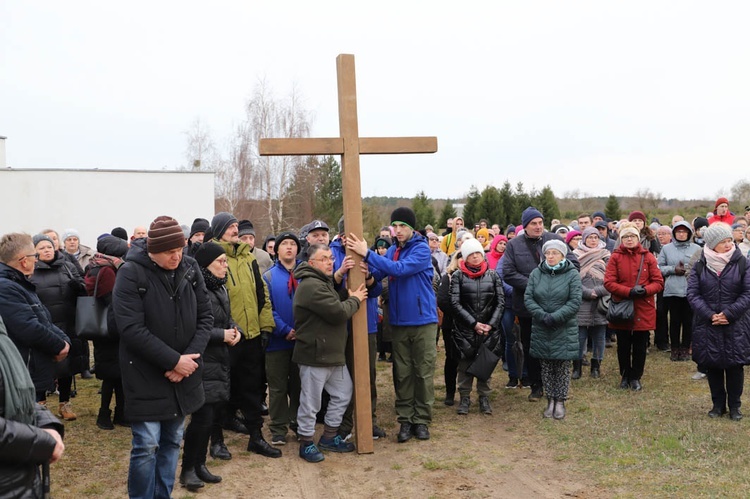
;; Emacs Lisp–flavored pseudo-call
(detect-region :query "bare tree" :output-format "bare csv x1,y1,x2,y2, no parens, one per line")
730,179,750,206
183,117,217,171
243,81,313,234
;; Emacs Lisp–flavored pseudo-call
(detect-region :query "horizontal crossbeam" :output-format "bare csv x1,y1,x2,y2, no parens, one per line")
259,136,437,156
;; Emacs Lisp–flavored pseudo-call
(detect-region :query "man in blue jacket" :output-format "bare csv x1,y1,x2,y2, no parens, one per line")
347,207,438,443
262,232,302,446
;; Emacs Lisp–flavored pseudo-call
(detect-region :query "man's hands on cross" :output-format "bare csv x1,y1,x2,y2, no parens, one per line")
346,233,369,257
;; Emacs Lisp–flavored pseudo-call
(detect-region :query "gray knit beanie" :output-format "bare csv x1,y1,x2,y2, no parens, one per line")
702,222,733,250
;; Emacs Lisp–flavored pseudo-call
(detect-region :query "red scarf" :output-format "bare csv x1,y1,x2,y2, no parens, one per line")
460,260,488,278
287,272,298,295
390,246,402,281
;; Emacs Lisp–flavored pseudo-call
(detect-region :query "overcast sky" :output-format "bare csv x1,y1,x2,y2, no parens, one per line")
2,1,749,202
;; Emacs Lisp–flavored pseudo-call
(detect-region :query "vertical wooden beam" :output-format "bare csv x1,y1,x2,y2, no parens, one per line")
336,54,373,454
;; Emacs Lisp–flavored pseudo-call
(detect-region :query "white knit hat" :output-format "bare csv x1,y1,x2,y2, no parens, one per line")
460,238,485,259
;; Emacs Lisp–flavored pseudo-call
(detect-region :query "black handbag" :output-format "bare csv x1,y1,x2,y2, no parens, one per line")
75,271,110,341
466,341,500,382
606,254,645,324
597,295,611,315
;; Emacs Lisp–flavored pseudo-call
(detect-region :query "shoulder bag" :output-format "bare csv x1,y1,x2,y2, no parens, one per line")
606,253,645,324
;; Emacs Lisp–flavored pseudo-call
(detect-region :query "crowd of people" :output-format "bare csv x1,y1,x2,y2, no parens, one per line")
1,196,749,498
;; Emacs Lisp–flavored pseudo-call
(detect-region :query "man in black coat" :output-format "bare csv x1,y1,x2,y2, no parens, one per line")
113,216,212,497
0,233,70,402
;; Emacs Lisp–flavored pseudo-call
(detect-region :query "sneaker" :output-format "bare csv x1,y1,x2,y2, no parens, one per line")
318,434,355,453
505,377,519,389
338,432,353,443
58,402,77,421
299,441,324,462
692,371,707,380
521,378,532,388
372,425,386,440
271,434,287,446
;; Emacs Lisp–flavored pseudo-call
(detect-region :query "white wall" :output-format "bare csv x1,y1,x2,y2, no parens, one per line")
0,169,215,249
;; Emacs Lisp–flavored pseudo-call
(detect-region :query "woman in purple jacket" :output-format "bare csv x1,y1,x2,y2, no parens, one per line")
687,223,750,421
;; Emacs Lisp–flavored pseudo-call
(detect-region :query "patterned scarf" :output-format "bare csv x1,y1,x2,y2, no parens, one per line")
574,243,609,281
200,266,228,290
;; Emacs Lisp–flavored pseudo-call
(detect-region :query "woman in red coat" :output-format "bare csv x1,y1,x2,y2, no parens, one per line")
604,222,664,391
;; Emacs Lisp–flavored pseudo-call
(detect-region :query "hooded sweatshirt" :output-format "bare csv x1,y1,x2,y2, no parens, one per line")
657,221,701,298
487,234,507,270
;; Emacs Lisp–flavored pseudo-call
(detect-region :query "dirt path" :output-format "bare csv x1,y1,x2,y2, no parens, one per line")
56,353,602,498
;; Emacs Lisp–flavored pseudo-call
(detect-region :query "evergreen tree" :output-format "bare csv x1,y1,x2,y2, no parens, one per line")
478,186,504,225
438,201,458,230
412,190,435,229
462,186,481,227
605,194,621,221
533,185,561,221
514,182,531,222
499,181,516,226
313,156,343,225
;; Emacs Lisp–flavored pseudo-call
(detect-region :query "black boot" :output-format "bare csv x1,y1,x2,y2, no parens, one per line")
179,468,204,491
572,360,582,380
457,396,470,415
210,442,232,460
113,406,130,427
195,464,222,483
590,359,600,379
96,408,114,430
248,430,282,458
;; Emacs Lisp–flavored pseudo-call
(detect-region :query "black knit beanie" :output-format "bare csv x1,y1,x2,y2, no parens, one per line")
194,241,226,268
210,212,238,241
390,207,416,230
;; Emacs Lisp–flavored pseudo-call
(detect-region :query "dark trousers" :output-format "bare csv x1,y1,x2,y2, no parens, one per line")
664,296,693,350
616,330,650,381
442,325,459,398
707,366,744,410
182,402,218,469
100,378,124,411
229,336,265,432
519,316,542,389
654,292,669,348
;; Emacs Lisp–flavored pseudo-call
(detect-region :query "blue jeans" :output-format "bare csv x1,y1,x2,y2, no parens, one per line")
578,325,606,361
128,417,185,499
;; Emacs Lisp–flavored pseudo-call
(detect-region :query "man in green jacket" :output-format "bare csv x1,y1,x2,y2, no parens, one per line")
210,212,278,458
292,244,367,462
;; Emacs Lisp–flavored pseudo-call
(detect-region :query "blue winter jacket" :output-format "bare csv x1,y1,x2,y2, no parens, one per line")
263,259,300,352
366,232,438,326
0,263,69,394
687,248,750,369
331,238,382,333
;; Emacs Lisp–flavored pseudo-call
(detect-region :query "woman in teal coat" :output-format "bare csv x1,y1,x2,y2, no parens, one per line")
524,240,582,420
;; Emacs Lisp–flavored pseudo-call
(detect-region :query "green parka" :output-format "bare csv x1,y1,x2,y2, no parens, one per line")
291,262,361,367
216,240,274,339
524,259,582,360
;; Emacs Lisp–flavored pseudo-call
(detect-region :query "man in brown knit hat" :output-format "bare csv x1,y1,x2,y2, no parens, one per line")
113,215,213,496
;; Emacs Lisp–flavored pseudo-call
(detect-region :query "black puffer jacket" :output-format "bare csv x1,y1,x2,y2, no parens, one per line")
112,240,213,421
0,263,69,394
449,267,505,359
202,268,235,405
30,252,86,375
0,369,65,499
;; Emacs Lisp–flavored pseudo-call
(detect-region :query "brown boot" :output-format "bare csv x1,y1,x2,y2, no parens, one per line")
58,402,77,421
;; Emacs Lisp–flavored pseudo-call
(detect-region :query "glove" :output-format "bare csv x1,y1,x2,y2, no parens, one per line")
629,285,646,297
542,314,556,328
260,331,271,350
674,262,686,276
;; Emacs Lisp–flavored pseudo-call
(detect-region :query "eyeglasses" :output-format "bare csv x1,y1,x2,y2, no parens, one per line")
621,234,638,240
18,253,39,263
311,255,335,263
572,236,583,241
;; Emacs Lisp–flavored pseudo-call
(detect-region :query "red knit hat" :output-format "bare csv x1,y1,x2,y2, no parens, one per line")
715,197,729,209
628,211,647,223
147,216,186,254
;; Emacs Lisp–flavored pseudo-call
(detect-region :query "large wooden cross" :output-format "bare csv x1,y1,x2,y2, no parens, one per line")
260,54,437,453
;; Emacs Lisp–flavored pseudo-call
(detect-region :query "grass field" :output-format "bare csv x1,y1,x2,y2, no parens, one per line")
52,339,750,498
